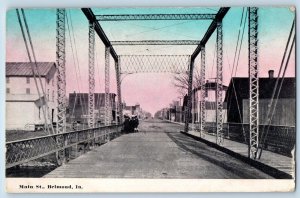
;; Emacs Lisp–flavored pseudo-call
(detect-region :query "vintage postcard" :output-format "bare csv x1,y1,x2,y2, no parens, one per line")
5,7,296,192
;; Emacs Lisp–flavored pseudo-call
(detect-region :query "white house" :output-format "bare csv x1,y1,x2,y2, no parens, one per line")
6,62,57,131
192,81,228,123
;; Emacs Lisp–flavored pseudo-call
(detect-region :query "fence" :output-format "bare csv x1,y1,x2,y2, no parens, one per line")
194,122,295,157
6,124,123,168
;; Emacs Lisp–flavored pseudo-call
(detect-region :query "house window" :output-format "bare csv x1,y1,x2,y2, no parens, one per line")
26,77,30,84
52,90,54,101
6,77,9,83
6,88,10,94
47,89,50,100
26,88,30,94
39,107,41,119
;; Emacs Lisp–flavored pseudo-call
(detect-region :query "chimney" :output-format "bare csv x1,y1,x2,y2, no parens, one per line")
268,70,274,79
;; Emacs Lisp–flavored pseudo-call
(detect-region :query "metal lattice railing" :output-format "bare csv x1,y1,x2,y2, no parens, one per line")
119,55,190,74
6,125,122,168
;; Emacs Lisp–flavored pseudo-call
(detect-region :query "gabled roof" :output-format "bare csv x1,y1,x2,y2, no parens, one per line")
224,77,295,102
6,62,56,80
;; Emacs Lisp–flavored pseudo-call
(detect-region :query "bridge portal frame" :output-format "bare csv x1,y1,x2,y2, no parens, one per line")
82,7,231,146
80,7,261,159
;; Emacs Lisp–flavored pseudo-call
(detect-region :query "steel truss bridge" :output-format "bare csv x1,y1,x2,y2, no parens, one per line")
7,7,267,169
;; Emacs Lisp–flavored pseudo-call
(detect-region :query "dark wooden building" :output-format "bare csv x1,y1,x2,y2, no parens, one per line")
224,74,295,126
68,93,116,125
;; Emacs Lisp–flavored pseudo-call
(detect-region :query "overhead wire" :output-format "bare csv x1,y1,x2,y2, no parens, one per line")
95,43,103,126
16,9,52,134
68,10,90,119
66,10,89,128
225,8,248,143
124,20,198,38
258,19,295,159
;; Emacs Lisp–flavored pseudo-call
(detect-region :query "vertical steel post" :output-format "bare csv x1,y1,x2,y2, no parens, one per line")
88,21,95,129
56,9,66,134
105,46,110,126
216,21,224,145
184,58,194,133
248,7,259,159
56,9,66,164
200,46,206,137
115,57,123,124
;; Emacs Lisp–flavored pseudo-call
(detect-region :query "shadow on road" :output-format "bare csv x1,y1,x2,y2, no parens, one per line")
166,132,273,179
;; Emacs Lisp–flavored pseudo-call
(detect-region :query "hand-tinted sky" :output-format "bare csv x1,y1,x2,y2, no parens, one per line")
6,7,295,115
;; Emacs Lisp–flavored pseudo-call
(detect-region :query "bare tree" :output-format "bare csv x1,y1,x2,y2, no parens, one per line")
172,68,202,97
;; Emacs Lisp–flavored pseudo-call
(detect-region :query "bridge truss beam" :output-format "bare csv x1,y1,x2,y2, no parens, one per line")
216,21,224,145
200,46,206,137
56,9,66,134
95,14,216,21
105,47,111,126
111,40,200,45
56,8,66,164
248,7,259,159
82,8,118,62
191,7,230,61
184,60,194,133
183,7,229,135
119,55,190,74
88,21,95,128
115,58,123,124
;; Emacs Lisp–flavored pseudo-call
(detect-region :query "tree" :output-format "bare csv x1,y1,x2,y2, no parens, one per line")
172,68,202,97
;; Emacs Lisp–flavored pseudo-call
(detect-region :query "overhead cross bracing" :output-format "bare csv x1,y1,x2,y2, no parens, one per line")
95,14,216,21
119,55,190,74
191,7,230,61
111,40,200,45
82,8,118,62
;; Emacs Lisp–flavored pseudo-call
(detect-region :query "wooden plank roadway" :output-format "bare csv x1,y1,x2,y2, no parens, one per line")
168,120,294,177
186,130,295,177
44,120,273,179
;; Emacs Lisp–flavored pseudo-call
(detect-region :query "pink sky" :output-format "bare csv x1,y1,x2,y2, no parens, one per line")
6,8,295,115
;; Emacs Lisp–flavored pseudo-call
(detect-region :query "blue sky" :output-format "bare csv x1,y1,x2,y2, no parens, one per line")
6,7,295,114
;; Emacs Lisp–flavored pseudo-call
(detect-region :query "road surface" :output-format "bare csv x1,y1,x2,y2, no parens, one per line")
45,119,272,178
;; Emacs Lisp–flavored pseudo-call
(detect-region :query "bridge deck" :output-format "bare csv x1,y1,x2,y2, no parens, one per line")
187,130,294,176
45,120,274,179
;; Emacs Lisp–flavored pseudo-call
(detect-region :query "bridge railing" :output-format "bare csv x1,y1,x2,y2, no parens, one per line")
202,122,295,157
6,124,123,169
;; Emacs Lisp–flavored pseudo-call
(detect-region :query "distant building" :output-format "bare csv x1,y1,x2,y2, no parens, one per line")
168,100,183,122
184,81,227,123
6,62,57,131
224,70,295,126
154,108,170,120
68,93,116,125
123,103,141,118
